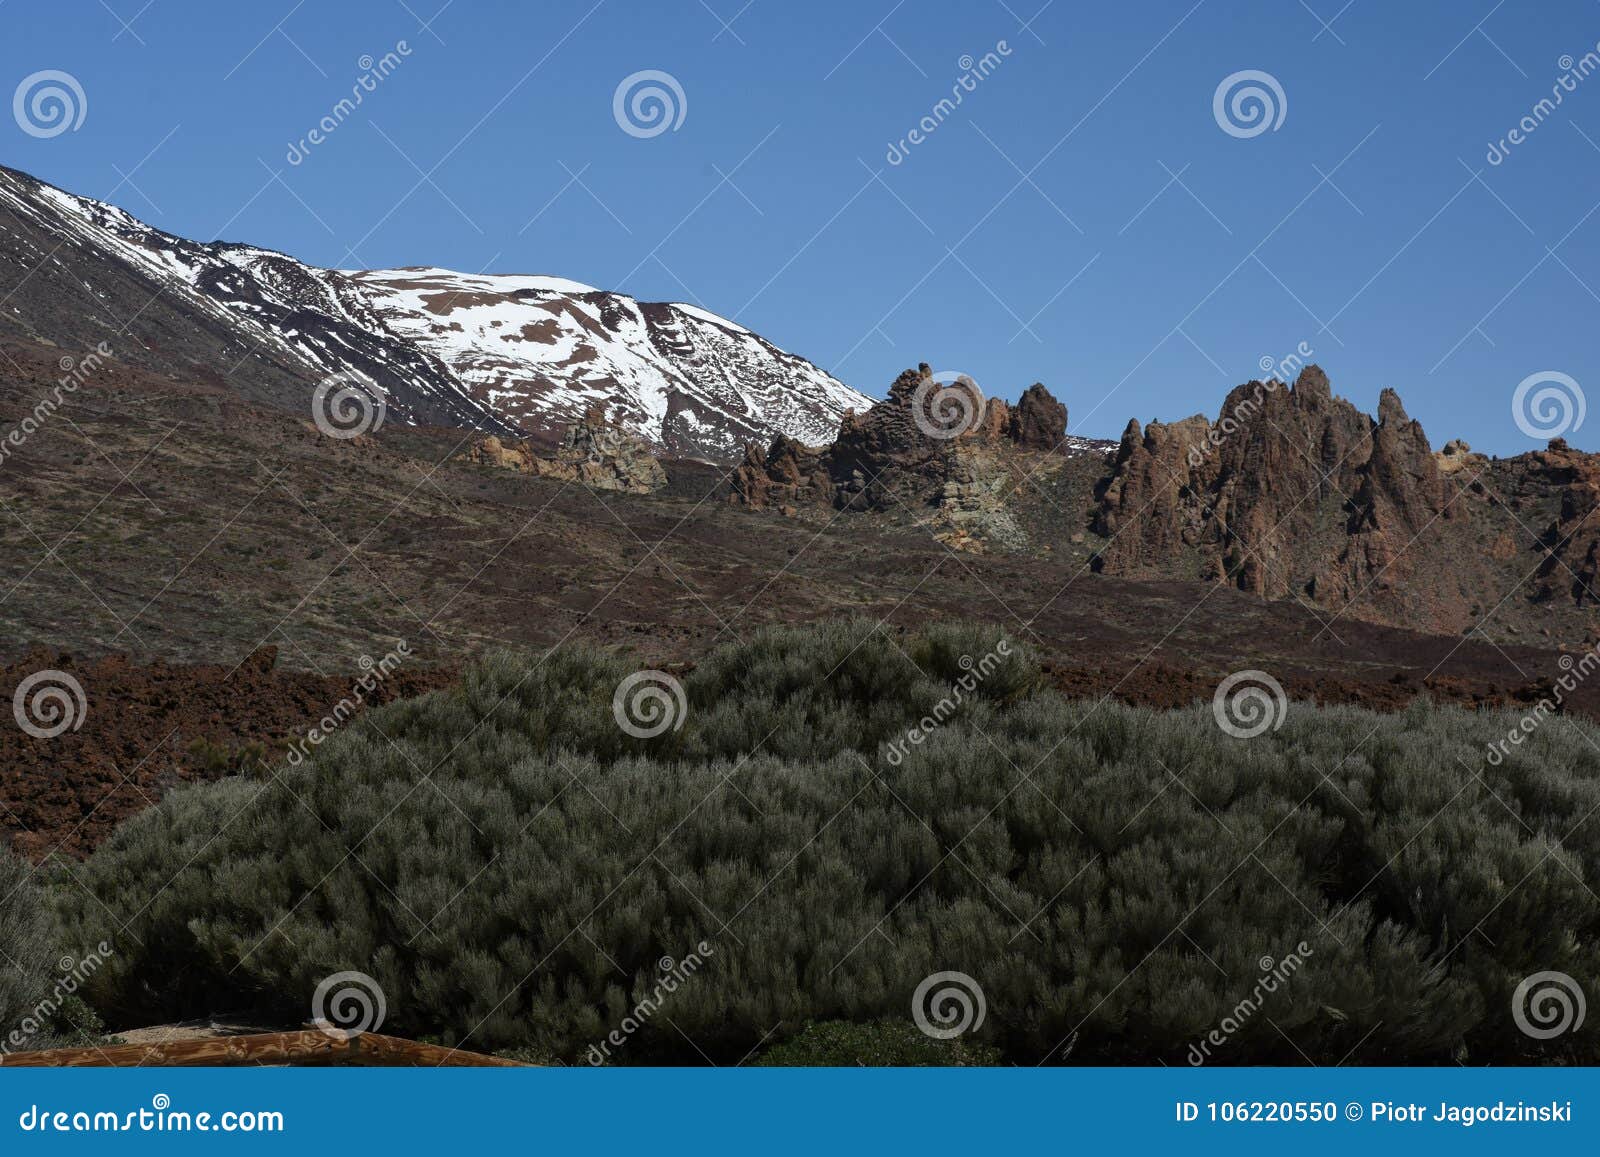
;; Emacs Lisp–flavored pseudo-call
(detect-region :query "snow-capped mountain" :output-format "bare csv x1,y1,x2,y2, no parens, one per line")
0,164,870,459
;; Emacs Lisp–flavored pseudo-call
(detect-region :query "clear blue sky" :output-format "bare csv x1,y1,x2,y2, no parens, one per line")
4,0,1598,454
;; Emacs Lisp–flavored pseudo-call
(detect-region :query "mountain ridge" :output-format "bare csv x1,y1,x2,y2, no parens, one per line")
0,162,869,460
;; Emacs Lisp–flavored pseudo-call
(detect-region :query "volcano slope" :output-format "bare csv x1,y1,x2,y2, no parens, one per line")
1,337,1586,690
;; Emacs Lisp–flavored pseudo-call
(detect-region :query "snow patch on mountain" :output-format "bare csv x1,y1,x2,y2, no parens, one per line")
0,165,871,460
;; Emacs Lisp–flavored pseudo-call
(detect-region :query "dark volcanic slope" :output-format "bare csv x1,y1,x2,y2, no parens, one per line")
0,168,356,421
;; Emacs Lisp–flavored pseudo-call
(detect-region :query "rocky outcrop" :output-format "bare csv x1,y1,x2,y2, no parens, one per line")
1093,414,1216,573
1091,367,1457,617
727,434,831,510
827,367,954,510
731,359,1600,640
1350,389,1447,534
464,406,666,494
466,435,539,473
1008,382,1069,451
1435,438,1484,476
933,445,1028,552
730,364,1077,550
1519,438,1600,608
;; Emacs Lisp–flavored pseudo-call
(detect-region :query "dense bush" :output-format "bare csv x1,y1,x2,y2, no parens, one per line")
0,847,63,1048
756,1020,1001,1066
53,620,1600,1065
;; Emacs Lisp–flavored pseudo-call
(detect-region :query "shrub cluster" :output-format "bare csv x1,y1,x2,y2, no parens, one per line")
0,849,57,1037
755,1020,1001,1066
0,848,110,1053
50,620,1600,1065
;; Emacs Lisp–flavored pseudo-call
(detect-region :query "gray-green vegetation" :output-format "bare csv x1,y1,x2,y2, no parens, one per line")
25,620,1600,1065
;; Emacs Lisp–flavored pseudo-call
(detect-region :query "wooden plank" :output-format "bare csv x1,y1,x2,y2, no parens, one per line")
0,1029,526,1068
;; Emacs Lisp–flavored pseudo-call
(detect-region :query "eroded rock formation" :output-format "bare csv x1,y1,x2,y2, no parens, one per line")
1090,367,1459,613
731,364,1076,550
465,405,667,493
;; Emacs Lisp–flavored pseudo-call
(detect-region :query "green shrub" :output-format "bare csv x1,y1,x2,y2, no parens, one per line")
34,994,118,1050
0,848,62,1046
51,623,1600,1066
756,1020,1001,1066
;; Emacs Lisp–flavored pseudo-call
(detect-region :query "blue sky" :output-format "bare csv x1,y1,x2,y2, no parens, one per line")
3,0,1598,454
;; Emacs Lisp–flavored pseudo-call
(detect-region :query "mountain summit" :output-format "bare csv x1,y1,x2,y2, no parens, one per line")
0,164,869,460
